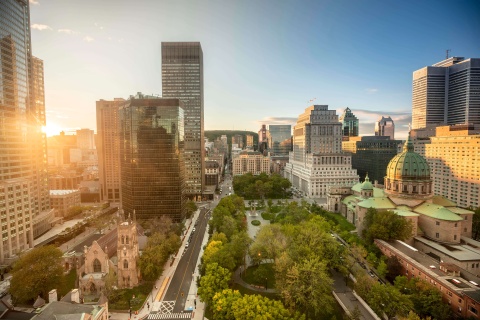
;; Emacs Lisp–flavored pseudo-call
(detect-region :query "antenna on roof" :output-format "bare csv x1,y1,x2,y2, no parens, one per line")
446,49,451,59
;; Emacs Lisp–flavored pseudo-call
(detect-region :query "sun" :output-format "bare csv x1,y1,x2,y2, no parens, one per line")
41,122,63,137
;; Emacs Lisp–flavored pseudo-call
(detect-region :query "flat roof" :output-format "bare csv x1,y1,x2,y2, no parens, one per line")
415,236,480,262
50,190,79,196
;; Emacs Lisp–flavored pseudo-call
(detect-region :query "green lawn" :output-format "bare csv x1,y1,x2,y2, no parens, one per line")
241,263,276,289
109,281,153,310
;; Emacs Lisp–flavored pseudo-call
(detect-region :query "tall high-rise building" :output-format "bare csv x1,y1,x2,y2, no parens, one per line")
412,57,480,129
76,129,95,150
258,124,268,153
425,124,480,209
0,0,53,262
339,107,359,138
375,116,395,140
284,105,358,197
119,94,186,221
342,136,402,183
246,134,254,147
96,98,125,203
267,125,292,156
162,42,204,201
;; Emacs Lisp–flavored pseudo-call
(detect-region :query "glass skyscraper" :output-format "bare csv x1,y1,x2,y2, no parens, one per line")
339,107,359,138
162,42,204,200
0,0,52,262
119,94,186,221
267,125,292,156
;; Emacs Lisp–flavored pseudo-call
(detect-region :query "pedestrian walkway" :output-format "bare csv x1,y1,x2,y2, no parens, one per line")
233,267,276,294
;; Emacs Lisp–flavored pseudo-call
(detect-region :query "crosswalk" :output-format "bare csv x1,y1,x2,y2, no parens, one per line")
147,312,192,319
158,301,175,313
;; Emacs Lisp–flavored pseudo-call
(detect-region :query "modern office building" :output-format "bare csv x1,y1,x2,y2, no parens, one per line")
119,94,186,221
76,129,95,150
49,190,81,219
425,124,480,209
232,134,244,149
339,107,359,138
375,116,395,140
284,105,358,198
342,136,402,184
267,125,292,156
162,42,204,201
246,134,254,147
0,0,55,262
96,98,125,203
412,57,480,130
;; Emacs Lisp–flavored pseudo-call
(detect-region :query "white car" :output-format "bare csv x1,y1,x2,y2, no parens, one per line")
193,228,196,232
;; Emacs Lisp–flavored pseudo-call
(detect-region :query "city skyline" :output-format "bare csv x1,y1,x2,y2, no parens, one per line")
29,0,480,139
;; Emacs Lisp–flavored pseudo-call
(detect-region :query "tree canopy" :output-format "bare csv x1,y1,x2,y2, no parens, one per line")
233,173,291,199
10,246,65,304
362,208,413,243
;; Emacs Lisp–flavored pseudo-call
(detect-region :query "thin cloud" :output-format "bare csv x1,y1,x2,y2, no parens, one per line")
83,36,94,42
58,29,77,35
256,117,297,126
31,24,51,31
366,88,379,94
29,0,39,4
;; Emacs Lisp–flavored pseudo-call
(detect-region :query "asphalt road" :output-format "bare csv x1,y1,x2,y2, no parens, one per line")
163,207,209,312
162,176,231,313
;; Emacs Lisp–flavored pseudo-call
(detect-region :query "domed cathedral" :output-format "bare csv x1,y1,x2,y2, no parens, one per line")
117,211,140,289
384,133,433,199
328,132,473,245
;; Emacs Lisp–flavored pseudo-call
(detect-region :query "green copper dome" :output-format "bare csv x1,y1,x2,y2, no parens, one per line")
361,174,374,190
386,133,430,180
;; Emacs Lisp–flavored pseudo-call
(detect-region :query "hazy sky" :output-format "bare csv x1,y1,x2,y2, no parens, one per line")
30,0,480,139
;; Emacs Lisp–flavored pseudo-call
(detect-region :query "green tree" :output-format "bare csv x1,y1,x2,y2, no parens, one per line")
362,208,413,244
185,200,198,219
198,263,231,306
377,259,388,278
231,294,303,320
386,255,403,282
366,282,413,319
10,246,65,304
281,257,334,318
249,224,287,264
472,207,480,240
212,289,242,320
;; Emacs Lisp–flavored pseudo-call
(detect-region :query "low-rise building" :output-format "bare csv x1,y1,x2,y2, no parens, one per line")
232,151,270,176
50,190,81,218
205,160,221,188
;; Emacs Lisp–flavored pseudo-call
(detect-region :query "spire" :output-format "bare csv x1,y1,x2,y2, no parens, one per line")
133,209,136,223
365,173,370,182
403,130,414,152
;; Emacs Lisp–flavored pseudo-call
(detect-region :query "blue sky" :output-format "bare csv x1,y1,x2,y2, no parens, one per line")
30,0,480,139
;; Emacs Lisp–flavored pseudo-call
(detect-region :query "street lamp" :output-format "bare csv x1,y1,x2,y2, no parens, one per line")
265,277,268,290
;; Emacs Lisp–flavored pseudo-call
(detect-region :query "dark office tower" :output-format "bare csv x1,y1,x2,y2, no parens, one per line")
342,136,403,183
96,98,125,203
258,124,268,153
162,42,204,201
0,0,53,262
119,94,186,221
267,125,292,156
339,107,359,138
412,57,480,129
375,116,395,140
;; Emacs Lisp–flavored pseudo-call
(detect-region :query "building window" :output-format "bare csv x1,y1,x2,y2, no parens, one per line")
436,221,440,226
454,235,457,240
436,233,439,238
124,259,128,269
93,259,101,272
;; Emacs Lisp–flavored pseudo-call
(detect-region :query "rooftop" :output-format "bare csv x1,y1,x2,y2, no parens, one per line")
414,203,464,221
49,190,79,196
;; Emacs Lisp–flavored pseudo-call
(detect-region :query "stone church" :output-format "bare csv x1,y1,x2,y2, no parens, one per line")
77,213,141,297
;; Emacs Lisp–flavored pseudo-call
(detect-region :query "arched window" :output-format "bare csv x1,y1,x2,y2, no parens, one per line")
124,259,128,269
126,236,129,244
93,258,101,272
121,236,124,244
